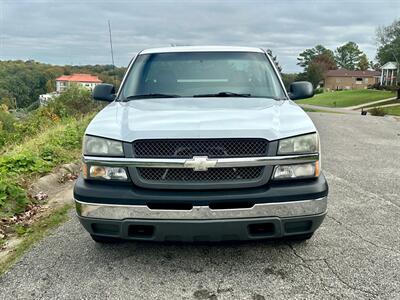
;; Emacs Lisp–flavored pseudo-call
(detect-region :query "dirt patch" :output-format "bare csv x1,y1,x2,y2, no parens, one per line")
0,163,80,263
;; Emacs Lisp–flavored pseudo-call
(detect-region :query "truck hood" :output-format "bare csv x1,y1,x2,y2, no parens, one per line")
85,98,316,142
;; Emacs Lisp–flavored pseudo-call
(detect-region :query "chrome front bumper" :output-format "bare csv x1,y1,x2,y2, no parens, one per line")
75,196,327,220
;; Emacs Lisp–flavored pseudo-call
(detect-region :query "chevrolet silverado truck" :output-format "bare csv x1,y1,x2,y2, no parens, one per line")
74,46,328,243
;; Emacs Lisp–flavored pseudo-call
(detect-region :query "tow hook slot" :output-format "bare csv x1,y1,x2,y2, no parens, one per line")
248,223,275,236
128,225,154,237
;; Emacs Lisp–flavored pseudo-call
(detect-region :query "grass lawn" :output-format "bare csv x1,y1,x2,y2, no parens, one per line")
383,105,400,116
298,89,395,108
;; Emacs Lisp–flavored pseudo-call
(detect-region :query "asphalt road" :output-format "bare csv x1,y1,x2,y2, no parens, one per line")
1,113,400,300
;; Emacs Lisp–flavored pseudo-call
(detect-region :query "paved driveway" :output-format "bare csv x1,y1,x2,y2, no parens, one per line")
1,113,400,300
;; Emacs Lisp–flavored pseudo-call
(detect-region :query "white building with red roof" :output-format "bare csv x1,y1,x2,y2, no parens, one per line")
55,73,102,92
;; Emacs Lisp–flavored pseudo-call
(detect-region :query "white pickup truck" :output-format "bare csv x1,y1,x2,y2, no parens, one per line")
74,46,328,243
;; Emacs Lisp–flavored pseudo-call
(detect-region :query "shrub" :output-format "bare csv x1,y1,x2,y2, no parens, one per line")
46,85,102,118
0,109,16,132
0,114,94,217
369,107,386,116
0,110,17,147
368,83,381,90
53,121,86,150
0,84,101,217
0,178,28,217
368,84,399,92
314,88,324,94
0,153,52,176
0,86,101,152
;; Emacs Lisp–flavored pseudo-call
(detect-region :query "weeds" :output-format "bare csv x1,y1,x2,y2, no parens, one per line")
0,86,98,217
369,107,386,116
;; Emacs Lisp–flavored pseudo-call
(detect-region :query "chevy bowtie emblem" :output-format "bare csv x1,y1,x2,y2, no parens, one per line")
184,156,217,171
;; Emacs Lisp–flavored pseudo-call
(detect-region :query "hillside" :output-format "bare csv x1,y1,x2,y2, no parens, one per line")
0,60,126,109
0,86,103,222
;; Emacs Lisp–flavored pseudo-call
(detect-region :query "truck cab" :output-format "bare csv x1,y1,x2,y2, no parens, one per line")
74,46,328,243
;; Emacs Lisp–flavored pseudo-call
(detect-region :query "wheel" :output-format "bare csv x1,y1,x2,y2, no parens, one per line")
285,232,314,241
90,234,122,244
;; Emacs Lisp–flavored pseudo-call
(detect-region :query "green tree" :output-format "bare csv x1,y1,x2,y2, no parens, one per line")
312,53,337,72
334,42,364,70
376,18,400,66
0,60,126,109
281,73,299,89
45,80,55,93
296,52,337,88
369,60,380,71
297,45,335,70
266,49,282,73
357,54,369,71
306,62,324,88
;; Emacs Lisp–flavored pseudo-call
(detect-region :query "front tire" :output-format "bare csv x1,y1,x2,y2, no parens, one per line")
90,234,122,244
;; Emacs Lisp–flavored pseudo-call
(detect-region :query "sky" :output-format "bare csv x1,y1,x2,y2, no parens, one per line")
0,0,399,73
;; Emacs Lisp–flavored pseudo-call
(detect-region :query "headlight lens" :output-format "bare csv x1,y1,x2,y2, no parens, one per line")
84,136,123,156
278,133,319,155
90,165,128,180
83,164,128,181
273,162,319,180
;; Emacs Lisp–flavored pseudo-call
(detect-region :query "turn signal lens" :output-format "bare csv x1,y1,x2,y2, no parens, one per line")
315,160,320,177
82,163,88,179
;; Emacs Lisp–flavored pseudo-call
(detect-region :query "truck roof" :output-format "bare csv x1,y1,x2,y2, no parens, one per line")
140,46,264,54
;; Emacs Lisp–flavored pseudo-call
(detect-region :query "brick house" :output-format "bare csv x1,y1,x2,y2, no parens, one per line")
324,69,381,90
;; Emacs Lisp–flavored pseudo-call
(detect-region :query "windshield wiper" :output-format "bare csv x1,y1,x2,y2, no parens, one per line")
192,92,252,98
123,94,181,101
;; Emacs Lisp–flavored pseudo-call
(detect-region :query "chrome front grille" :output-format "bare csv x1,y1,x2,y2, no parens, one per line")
131,138,270,189
133,139,268,158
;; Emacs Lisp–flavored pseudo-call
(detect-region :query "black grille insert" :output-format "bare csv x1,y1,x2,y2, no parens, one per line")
133,139,268,158
137,167,263,182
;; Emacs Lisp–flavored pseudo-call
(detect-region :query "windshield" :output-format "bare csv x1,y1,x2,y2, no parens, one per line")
119,52,286,100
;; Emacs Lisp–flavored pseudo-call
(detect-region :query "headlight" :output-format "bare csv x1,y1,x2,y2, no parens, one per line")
278,133,319,155
83,135,124,156
273,162,319,180
82,164,128,181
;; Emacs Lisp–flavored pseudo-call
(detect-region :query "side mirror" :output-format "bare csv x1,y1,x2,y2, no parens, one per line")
288,81,314,100
93,84,116,102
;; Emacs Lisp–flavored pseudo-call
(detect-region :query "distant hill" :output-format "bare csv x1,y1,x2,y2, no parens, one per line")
0,60,126,109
